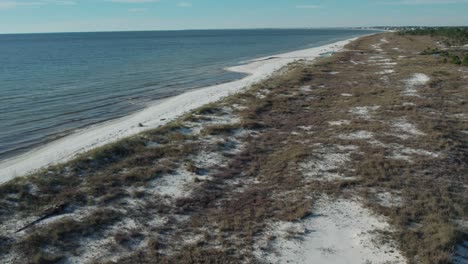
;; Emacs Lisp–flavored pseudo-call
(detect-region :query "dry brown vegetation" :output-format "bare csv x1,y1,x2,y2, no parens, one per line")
0,33,467,264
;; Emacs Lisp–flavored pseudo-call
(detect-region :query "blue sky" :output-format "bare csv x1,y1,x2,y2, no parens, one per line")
0,0,467,33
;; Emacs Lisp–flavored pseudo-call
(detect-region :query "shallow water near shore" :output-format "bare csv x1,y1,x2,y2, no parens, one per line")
0,29,376,160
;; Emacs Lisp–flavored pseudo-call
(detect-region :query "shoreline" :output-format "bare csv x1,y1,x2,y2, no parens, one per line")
0,36,364,184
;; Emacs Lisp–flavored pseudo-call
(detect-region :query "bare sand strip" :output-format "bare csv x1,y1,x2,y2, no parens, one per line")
0,37,361,184
255,197,405,264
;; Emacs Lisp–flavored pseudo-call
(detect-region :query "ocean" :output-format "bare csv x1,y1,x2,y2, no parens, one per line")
0,28,377,160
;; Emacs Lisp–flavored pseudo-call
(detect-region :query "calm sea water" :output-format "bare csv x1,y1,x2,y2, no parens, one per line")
0,29,377,160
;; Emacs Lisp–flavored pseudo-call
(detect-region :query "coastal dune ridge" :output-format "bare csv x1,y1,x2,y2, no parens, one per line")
0,36,362,184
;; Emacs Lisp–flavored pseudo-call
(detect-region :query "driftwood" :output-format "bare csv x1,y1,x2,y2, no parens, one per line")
15,202,68,233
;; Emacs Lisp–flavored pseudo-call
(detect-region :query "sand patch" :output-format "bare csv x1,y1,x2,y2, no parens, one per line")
375,192,403,208
255,197,405,264
371,43,383,52
392,118,426,138
350,60,366,65
349,106,381,119
403,73,430,97
67,236,118,264
378,69,395,75
298,125,314,131
339,131,374,140
300,145,357,182
299,85,312,92
392,146,439,161
369,140,439,161
452,113,468,121
149,169,193,198
379,62,397,66
328,120,351,126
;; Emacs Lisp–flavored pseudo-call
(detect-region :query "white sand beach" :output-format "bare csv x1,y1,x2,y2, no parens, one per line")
0,37,360,184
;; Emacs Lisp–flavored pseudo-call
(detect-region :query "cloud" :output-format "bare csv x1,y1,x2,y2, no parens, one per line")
177,2,191,7
0,1,40,9
0,0,75,9
295,4,320,9
47,0,75,5
107,0,159,3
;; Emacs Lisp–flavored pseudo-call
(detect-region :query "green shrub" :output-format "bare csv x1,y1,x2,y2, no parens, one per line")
450,55,462,65
31,253,64,264
400,27,468,45
463,54,468,66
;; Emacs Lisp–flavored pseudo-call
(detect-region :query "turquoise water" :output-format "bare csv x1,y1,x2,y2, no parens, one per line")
0,29,377,160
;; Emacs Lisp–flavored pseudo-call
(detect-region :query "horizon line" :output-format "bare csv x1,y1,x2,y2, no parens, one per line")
1,25,466,35
0,26,370,35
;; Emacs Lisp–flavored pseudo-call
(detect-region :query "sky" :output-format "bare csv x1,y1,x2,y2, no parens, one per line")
0,0,467,33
